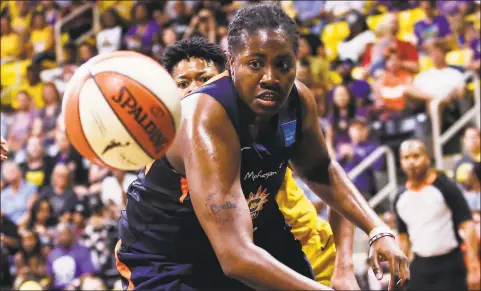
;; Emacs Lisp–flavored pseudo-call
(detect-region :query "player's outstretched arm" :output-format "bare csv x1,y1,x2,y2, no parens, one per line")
290,80,410,289
179,94,331,291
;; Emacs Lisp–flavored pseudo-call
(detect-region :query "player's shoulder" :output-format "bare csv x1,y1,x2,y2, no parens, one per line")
294,79,318,129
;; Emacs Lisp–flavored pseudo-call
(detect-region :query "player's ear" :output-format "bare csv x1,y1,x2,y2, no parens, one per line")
227,54,235,77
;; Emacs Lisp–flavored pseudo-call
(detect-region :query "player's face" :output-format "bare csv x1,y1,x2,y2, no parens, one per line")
230,28,297,117
172,58,220,97
400,142,431,180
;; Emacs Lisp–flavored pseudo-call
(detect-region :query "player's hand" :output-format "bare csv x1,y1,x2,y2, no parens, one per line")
330,264,360,290
1,136,8,160
369,236,410,290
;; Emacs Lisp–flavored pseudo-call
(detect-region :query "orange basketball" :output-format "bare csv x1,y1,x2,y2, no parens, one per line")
61,51,182,171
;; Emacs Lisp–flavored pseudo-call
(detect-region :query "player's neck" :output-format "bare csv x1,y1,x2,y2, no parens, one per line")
249,116,271,140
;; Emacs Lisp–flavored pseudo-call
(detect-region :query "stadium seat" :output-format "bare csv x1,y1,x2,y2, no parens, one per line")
321,21,350,45
398,8,425,35
367,13,387,32
446,49,474,67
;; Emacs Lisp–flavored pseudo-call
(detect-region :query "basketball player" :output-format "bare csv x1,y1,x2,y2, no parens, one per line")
116,4,409,290
160,37,357,288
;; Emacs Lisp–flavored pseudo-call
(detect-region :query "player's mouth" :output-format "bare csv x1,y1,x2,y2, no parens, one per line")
256,91,280,108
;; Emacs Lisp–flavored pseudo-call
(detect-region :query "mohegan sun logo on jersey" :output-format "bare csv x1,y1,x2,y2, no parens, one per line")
247,186,270,219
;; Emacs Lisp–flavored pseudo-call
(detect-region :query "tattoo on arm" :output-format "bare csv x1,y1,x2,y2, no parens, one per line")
210,201,238,214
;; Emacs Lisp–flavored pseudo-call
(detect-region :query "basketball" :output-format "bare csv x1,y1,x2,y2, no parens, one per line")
61,51,182,171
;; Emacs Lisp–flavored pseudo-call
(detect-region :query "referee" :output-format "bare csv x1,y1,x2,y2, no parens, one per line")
393,139,480,291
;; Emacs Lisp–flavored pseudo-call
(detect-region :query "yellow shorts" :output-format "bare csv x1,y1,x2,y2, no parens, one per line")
276,168,336,285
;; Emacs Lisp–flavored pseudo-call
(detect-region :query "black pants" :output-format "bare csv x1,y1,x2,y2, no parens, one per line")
408,248,468,291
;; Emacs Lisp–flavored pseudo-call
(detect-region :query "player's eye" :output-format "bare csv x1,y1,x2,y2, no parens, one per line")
249,60,262,70
278,60,292,72
200,76,212,83
177,81,189,89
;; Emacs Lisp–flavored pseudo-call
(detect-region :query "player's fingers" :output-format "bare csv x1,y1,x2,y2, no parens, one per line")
399,253,410,287
388,255,401,290
1,154,6,161
370,251,383,280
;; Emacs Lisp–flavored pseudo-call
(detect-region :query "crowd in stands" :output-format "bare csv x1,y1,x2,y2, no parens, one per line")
0,1,479,290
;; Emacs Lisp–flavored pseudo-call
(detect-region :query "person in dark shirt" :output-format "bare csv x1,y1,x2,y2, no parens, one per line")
40,164,78,218
337,118,384,202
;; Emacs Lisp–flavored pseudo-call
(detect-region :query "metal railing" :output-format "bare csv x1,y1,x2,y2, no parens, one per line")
430,71,481,169
54,3,100,64
347,145,398,209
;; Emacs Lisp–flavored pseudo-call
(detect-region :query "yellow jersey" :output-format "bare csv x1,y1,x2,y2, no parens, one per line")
276,168,336,285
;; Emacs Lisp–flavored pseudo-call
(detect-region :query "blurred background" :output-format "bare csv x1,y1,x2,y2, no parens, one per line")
0,0,479,290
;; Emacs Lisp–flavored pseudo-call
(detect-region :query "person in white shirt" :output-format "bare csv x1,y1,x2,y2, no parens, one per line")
404,41,465,105
100,169,136,208
96,9,123,55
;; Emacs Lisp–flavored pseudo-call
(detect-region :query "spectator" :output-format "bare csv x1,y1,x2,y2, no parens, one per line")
13,65,45,110
28,10,55,67
52,131,89,188
71,202,89,238
331,59,372,109
394,139,479,291
463,22,480,72
32,82,62,145
100,169,136,209
1,15,24,63
7,91,36,153
39,1,61,26
19,136,55,189
183,9,217,44
96,8,124,55
0,161,38,225
296,58,327,121
79,275,108,290
405,41,466,106
336,119,384,204
13,230,48,290
298,34,330,87
24,197,56,253
326,85,366,152
76,42,97,66
371,53,416,120
414,0,453,52
454,126,481,186
0,211,20,255
46,223,96,290
337,10,375,63
125,2,160,54
81,205,117,275
151,27,178,62
362,13,419,77
462,163,481,213
40,164,78,219
10,1,32,38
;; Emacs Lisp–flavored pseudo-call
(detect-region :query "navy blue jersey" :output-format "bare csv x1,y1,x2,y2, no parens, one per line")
117,72,312,290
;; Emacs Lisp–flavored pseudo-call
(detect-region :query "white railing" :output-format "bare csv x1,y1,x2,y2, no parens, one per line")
54,3,100,64
347,146,397,209
430,71,481,169
0,60,23,101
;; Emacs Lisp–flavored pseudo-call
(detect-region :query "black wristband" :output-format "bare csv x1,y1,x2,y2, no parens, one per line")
369,232,395,246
